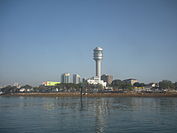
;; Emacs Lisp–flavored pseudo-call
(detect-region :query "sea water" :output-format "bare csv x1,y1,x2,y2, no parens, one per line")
0,96,177,133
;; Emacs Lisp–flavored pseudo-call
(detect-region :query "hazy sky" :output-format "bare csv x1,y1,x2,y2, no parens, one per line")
0,0,177,86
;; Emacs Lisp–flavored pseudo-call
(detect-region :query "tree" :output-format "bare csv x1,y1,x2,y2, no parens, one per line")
111,79,122,89
1,85,18,93
134,82,145,87
121,81,132,90
159,80,175,89
174,82,177,90
111,79,132,90
21,85,32,89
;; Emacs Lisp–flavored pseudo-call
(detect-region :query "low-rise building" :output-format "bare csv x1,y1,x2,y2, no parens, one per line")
87,77,107,88
42,81,60,86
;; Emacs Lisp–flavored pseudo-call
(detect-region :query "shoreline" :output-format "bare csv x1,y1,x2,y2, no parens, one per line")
2,92,177,97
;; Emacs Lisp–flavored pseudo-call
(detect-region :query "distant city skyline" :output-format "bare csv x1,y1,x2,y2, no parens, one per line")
0,0,177,86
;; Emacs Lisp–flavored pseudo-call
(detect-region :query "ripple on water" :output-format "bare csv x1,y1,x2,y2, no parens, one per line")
0,96,177,133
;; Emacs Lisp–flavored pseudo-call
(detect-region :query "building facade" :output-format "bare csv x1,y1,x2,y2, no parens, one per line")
61,73,71,83
73,74,81,84
101,74,113,85
87,77,107,87
42,81,60,86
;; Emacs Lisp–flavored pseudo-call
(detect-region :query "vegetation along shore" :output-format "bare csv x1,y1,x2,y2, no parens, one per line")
1,80,177,97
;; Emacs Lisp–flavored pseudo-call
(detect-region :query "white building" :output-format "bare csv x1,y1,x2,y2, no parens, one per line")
73,74,81,84
87,77,107,87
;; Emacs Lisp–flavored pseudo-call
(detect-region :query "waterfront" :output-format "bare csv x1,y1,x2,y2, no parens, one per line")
3,92,177,97
0,96,177,133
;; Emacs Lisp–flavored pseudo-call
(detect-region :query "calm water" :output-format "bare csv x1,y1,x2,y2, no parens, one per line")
0,96,177,133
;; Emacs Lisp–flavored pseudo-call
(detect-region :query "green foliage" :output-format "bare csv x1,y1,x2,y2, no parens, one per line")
21,85,32,89
111,79,132,90
175,82,177,90
55,83,81,89
159,80,175,89
133,82,145,87
1,85,18,93
112,79,122,87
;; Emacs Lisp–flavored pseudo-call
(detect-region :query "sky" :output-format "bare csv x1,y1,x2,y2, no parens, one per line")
0,0,177,86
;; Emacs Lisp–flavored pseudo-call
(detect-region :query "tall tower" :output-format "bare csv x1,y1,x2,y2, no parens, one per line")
93,47,103,80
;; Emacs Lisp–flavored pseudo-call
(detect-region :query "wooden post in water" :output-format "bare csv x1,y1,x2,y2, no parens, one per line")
80,86,83,97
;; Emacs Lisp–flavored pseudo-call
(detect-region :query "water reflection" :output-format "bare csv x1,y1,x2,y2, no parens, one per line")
19,97,177,132
94,98,110,133
78,97,110,132
0,96,177,133
80,97,84,111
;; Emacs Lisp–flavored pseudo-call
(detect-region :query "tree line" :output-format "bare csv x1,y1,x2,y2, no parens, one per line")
111,79,177,90
1,80,177,94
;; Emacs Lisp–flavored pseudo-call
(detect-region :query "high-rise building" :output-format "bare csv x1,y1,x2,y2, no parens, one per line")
73,74,81,84
61,73,71,83
101,74,113,85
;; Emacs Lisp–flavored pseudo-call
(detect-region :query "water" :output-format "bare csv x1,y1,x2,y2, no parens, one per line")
0,96,177,133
